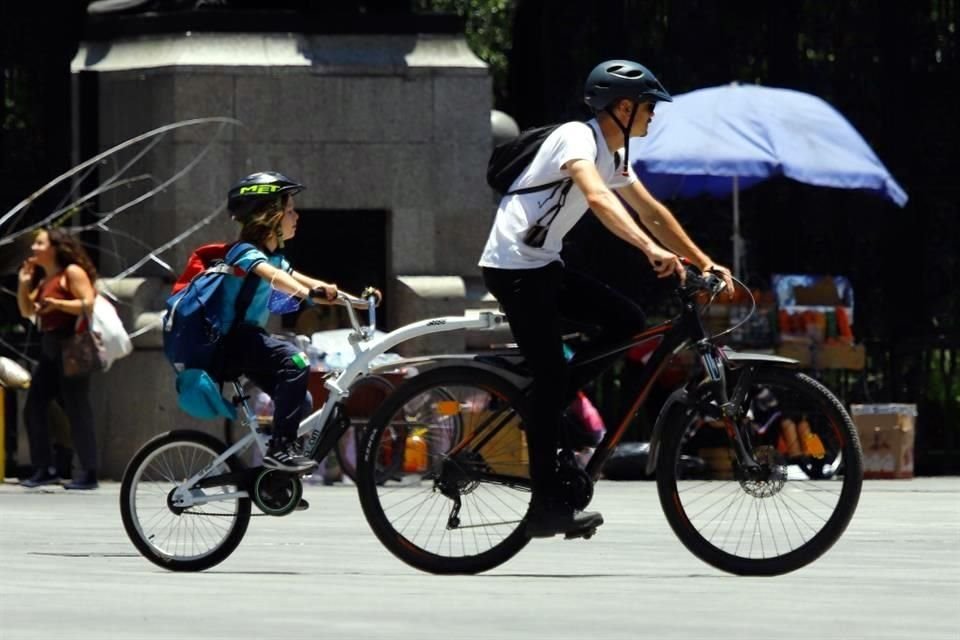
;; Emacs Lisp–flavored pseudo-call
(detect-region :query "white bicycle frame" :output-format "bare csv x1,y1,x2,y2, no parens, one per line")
171,292,507,508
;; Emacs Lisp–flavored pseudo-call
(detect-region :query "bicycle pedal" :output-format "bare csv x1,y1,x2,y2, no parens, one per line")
564,526,598,541
294,498,310,512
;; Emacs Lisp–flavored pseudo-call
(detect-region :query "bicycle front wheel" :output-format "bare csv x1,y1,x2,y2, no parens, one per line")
656,366,863,575
356,366,532,574
120,430,252,572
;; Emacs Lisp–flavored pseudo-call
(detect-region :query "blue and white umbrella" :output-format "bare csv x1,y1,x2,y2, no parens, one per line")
632,83,908,276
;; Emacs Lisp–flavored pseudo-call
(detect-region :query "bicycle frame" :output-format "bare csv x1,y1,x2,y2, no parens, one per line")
423,290,726,497
295,310,507,463
576,318,699,481
547,282,791,482
438,281,746,489
171,297,508,506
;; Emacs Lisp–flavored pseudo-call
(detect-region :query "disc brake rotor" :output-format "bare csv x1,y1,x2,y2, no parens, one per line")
739,445,787,498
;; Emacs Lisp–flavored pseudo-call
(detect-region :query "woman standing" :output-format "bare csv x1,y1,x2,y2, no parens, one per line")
16,228,100,490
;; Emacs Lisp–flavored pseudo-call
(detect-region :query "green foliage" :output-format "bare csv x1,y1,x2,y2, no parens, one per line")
928,349,960,406
2,69,31,131
414,0,516,106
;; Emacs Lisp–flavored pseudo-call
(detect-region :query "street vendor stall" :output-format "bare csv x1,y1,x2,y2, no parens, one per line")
699,273,866,372
772,274,865,370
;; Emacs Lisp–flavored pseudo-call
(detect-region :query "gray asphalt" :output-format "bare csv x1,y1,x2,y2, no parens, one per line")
1,478,958,640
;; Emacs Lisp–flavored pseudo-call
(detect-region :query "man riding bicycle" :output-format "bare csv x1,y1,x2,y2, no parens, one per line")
479,59,734,538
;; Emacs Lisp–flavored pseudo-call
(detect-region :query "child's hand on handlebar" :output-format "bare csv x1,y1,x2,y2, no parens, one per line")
309,282,338,303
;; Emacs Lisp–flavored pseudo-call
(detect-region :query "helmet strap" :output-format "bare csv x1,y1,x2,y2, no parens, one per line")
604,100,639,177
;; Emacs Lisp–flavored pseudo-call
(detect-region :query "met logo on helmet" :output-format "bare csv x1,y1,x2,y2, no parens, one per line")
238,184,281,195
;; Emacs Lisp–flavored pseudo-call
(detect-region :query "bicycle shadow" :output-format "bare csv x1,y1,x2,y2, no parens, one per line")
207,570,302,576
478,573,729,579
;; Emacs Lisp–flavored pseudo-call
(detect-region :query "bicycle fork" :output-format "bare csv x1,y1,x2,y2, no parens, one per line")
694,344,763,476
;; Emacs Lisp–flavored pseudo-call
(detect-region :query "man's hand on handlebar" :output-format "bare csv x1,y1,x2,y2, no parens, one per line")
678,261,731,299
702,263,735,300
648,245,685,283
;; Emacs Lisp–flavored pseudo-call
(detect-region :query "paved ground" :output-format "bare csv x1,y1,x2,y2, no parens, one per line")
0,477,958,640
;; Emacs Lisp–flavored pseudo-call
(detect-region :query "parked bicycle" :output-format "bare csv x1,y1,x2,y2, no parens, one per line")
354,266,864,576
119,290,506,571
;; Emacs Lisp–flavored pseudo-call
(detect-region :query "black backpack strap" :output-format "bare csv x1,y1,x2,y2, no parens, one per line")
529,179,576,228
506,179,567,196
520,125,600,234
505,123,600,197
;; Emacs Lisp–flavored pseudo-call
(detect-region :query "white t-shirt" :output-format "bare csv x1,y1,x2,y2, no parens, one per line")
479,119,637,270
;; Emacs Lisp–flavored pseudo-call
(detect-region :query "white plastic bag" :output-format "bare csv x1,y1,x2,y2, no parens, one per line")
90,295,133,370
0,356,31,389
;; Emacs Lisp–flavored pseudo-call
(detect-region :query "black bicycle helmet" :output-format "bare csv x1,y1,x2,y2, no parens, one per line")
227,171,304,222
584,60,673,176
583,60,673,112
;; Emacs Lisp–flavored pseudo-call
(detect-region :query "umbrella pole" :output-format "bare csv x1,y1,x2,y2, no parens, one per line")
732,175,743,279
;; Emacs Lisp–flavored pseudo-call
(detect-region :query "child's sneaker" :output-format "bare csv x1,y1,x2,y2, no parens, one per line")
263,439,318,473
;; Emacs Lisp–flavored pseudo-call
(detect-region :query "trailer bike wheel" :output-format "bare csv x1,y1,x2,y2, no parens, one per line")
120,430,252,572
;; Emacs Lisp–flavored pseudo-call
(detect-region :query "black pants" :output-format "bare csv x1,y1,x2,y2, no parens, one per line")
482,263,646,501
24,331,97,473
221,324,312,441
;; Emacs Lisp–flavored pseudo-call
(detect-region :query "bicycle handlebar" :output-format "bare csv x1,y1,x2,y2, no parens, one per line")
309,286,379,338
678,264,727,299
676,264,760,341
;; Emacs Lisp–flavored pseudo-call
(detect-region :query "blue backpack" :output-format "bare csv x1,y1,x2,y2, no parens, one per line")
162,242,260,376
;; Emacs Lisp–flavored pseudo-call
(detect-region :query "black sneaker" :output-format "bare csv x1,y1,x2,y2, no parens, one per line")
525,501,604,538
263,441,318,473
64,470,99,491
20,468,61,488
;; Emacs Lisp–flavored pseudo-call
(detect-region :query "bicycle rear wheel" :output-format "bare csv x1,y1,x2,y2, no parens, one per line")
356,366,532,574
120,430,252,572
656,366,863,575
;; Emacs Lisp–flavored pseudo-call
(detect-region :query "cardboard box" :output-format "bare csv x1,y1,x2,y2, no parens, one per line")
850,404,917,479
697,446,735,480
776,340,866,370
466,410,528,477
